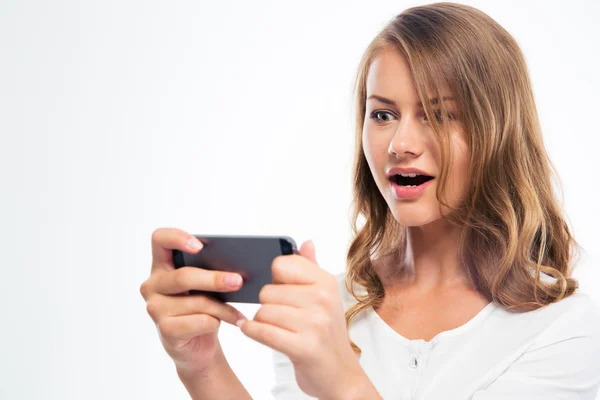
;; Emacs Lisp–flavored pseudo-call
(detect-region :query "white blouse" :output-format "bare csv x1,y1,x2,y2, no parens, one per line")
271,272,600,400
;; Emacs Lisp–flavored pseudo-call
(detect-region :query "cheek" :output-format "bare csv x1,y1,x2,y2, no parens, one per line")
363,126,391,156
362,131,379,168
362,132,389,193
361,131,370,159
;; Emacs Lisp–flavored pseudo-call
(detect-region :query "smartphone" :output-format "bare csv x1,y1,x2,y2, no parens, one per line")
172,235,298,304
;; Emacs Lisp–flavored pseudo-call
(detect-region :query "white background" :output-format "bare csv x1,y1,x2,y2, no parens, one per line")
1,0,599,399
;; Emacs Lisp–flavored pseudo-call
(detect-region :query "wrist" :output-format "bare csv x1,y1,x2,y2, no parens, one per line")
176,342,228,383
329,364,382,400
348,378,383,400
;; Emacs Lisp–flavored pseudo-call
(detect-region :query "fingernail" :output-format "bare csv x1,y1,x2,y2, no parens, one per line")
187,237,203,250
226,274,242,287
236,318,247,328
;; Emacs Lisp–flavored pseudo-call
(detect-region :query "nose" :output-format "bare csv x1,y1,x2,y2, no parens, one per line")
388,116,425,158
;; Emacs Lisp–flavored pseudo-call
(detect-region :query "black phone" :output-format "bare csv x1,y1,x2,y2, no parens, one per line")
172,235,298,304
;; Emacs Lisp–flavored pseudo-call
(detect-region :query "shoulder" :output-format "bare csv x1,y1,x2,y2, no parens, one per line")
527,290,600,349
529,269,599,324
480,268,600,349
471,291,600,397
494,288,600,381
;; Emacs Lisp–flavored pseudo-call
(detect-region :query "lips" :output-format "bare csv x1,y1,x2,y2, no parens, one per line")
390,176,434,199
386,167,435,178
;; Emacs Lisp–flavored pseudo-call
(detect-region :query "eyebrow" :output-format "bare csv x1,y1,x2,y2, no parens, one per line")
366,94,455,107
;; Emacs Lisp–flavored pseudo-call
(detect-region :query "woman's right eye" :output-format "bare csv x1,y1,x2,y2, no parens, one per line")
369,110,396,124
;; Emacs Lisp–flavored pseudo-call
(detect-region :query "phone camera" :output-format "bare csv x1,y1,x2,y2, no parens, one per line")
280,239,293,255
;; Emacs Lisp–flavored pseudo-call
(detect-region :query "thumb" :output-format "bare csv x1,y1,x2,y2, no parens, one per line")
299,239,318,265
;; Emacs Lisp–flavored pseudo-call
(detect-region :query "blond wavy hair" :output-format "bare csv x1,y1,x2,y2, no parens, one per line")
344,2,582,356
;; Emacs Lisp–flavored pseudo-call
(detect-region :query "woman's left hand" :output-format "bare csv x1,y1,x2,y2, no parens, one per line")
238,240,368,399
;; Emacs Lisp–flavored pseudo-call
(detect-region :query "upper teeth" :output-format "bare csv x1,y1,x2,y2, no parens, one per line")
399,173,418,177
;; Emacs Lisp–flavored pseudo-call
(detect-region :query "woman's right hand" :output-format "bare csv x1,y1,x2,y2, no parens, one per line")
140,227,248,376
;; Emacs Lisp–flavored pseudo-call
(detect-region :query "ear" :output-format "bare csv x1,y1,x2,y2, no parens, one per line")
299,239,318,265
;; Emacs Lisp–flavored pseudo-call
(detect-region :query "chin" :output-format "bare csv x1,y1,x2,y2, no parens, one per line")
388,204,441,227
393,217,440,227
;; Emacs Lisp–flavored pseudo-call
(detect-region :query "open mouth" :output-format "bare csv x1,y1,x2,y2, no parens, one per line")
390,174,434,187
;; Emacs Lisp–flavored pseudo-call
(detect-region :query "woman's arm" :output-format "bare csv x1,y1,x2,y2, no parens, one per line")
177,341,252,400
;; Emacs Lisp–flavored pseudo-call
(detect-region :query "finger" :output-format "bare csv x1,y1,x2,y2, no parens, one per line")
252,304,307,333
299,239,318,264
147,293,247,326
154,267,244,295
151,228,204,273
158,313,221,342
258,283,337,308
271,254,320,285
239,319,302,360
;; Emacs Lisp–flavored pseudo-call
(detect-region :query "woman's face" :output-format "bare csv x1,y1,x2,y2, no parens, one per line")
362,48,470,227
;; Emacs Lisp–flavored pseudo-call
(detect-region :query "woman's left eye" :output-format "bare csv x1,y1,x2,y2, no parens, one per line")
369,110,395,123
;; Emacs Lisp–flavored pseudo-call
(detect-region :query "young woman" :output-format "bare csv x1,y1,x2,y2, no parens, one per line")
140,3,600,399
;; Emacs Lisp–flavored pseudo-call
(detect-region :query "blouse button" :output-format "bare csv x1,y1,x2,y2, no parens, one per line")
409,356,418,369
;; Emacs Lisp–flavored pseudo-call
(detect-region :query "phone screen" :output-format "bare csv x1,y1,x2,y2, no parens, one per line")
173,235,297,304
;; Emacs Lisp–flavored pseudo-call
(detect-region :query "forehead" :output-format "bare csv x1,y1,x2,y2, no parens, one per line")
365,47,451,103
366,49,415,96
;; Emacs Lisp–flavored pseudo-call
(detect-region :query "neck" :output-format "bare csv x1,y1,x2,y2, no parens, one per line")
379,219,472,292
